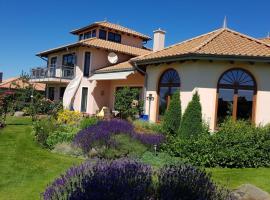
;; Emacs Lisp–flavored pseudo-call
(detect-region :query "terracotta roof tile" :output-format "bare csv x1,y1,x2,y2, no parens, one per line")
0,77,45,91
82,38,150,56
37,38,150,57
95,61,133,73
71,21,151,40
260,38,270,44
133,28,270,63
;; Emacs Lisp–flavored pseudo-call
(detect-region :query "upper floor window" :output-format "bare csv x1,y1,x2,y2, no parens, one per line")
79,29,97,41
92,30,96,37
108,32,121,43
62,54,75,67
84,31,92,39
99,29,107,40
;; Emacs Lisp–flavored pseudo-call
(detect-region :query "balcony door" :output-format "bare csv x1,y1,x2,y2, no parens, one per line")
50,57,57,77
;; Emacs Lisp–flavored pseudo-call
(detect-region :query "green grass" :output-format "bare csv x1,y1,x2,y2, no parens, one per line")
0,117,82,200
209,168,270,193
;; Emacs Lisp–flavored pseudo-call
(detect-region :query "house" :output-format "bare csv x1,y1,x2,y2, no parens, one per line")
132,28,270,130
30,21,151,111
0,76,45,92
30,21,270,130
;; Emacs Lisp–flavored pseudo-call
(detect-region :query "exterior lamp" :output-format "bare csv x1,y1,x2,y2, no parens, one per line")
146,94,154,121
154,144,157,156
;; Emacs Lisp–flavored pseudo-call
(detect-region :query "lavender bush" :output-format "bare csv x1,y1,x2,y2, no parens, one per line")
73,119,165,154
43,159,153,200
158,164,230,200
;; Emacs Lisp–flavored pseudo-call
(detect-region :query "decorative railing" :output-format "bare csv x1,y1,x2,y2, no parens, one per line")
31,65,75,79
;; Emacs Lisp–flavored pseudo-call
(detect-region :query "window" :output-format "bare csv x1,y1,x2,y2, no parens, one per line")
217,68,256,124
62,54,75,67
158,69,180,117
84,31,92,39
92,29,96,37
49,57,57,77
108,32,121,43
59,87,66,99
99,29,107,40
48,87,55,101
81,87,88,112
79,34,83,41
83,52,91,77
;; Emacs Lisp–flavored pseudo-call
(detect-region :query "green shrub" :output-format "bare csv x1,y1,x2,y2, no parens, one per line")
52,142,84,157
33,117,57,147
161,91,181,135
178,91,202,139
46,125,80,149
168,119,270,168
114,87,143,119
80,117,98,129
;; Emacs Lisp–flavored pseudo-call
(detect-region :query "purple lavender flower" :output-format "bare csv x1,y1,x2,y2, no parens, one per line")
43,159,152,200
73,119,165,153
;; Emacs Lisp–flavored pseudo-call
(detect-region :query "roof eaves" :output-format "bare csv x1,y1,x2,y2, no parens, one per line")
134,53,270,65
94,68,135,74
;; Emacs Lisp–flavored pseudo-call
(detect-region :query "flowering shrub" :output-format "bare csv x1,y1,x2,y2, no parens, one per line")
57,110,82,126
44,160,230,200
73,119,165,154
43,159,153,200
158,164,230,200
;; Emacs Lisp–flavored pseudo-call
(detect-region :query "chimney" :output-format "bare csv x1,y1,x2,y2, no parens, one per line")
0,72,2,83
153,28,166,52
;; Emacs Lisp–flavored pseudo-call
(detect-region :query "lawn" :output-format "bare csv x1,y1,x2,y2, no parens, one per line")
0,117,269,200
0,117,82,200
209,168,270,193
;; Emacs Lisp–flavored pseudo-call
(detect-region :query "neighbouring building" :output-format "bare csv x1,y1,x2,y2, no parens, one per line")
30,21,270,130
0,76,45,92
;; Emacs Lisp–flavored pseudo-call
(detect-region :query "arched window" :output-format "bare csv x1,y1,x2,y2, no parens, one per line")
158,69,180,117
217,68,257,124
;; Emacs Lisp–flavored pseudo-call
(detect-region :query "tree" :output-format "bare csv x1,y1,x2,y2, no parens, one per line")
178,91,202,139
114,87,143,119
162,91,181,135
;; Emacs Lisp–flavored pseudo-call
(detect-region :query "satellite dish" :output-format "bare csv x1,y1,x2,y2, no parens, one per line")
108,52,118,64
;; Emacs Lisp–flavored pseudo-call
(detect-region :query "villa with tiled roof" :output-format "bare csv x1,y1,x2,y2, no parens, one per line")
30,21,270,130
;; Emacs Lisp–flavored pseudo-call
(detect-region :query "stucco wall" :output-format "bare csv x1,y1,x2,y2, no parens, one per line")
145,60,270,130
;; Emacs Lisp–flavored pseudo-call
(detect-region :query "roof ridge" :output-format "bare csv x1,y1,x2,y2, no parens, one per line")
132,28,223,61
191,28,225,53
225,28,270,48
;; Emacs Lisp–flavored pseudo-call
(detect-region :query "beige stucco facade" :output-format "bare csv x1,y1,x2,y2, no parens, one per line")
145,60,270,130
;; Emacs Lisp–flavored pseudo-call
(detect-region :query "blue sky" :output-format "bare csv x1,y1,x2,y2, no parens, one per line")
0,0,269,79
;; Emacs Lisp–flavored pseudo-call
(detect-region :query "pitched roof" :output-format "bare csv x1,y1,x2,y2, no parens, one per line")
0,77,45,91
133,28,270,64
70,21,151,40
95,61,134,73
260,38,270,44
37,38,151,57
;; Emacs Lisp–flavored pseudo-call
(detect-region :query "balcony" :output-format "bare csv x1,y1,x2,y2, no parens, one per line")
30,65,75,83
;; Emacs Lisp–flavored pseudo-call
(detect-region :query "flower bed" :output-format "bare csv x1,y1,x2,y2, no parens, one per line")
73,119,165,154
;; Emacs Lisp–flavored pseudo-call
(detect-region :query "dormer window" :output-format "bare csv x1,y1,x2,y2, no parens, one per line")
99,29,107,40
108,32,121,43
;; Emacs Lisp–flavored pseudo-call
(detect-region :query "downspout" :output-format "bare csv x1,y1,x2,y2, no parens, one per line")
134,62,148,115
